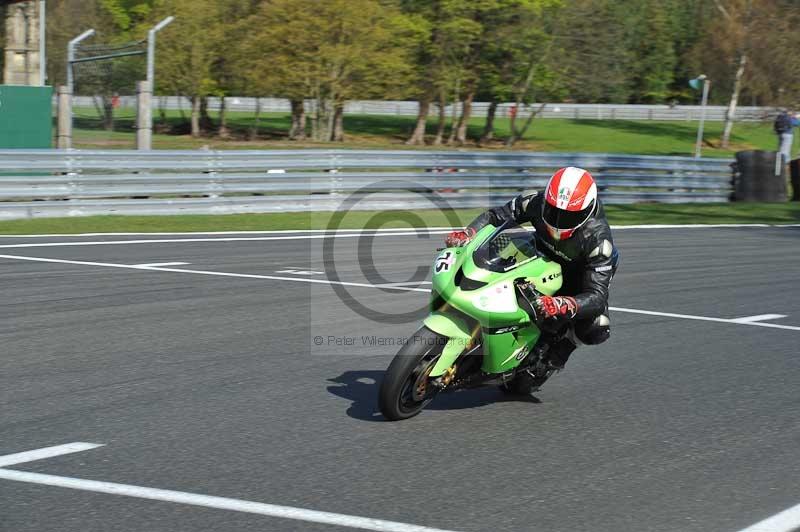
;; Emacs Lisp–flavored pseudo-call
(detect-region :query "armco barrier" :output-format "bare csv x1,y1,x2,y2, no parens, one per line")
0,150,734,219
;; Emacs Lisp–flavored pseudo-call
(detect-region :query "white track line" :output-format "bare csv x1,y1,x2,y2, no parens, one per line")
0,223,798,239
608,307,800,332
0,225,798,249
1,252,798,332
731,314,788,323
0,231,452,249
133,262,189,268
0,470,457,532
0,442,104,467
0,254,428,293
0,443,457,532
737,502,800,532
0,228,458,238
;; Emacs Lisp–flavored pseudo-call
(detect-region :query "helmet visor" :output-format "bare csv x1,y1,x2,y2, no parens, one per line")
542,200,595,230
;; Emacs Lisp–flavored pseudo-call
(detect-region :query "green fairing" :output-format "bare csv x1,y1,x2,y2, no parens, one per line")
424,312,472,377
425,225,563,376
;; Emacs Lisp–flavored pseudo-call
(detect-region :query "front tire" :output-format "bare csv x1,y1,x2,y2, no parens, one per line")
379,327,446,421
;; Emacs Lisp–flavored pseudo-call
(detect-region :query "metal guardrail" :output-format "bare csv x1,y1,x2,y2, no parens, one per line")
67,96,777,122
0,150,734,220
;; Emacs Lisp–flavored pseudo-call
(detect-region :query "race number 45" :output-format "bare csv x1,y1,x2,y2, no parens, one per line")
435,251,455,274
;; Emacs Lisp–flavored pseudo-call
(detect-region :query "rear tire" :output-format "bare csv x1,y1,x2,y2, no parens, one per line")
378,327,446,421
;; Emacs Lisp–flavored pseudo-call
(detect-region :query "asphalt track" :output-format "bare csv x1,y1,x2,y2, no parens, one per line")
1,226,799,532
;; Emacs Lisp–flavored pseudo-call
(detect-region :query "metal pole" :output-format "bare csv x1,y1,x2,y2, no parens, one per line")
146,16,175,90
56,85,72,149
67,28,95,93
694,78,710,159
39,0,46,85
136,80,152,150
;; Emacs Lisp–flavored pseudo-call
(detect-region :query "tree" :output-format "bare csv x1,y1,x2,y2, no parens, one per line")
243,0,418,142
551,0,634,103
44,0,153,131
149,0,222,137
627,0,678,103
688,0,800,148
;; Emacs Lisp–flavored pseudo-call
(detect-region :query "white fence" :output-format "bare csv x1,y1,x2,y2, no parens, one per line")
67,96,777,122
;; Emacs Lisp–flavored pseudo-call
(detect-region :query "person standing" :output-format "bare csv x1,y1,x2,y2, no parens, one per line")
774,109,799,163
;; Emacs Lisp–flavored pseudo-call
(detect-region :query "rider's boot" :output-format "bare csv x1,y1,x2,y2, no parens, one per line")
545,336,577,370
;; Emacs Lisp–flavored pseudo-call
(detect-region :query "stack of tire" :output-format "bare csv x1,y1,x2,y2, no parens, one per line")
790,158,800,201
733,151,788,201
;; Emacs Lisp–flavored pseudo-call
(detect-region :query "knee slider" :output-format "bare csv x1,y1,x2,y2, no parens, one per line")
577,314,610,345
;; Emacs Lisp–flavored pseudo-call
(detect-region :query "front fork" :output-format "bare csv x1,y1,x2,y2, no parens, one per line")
423,311,479,378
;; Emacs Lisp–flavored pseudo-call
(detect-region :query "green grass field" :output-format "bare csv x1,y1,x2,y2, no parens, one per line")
1,203,798,235
69,107,783,157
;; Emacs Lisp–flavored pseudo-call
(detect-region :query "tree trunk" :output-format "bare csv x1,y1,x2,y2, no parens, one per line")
332,102,344,142
249,97,261,140
311,97,320,141
312,92,331,142
190,95,201,138
506,103,546,147
200,97,214,134
479,101,498,146
406,99,430,145
446,98,459,145
93,96,114,131
179,95,188,124
455,91,474,145
433,95,446,146
721,53,747,149
218,96,231,139
159,96,167,122
289,99,306,140
325,98,336,141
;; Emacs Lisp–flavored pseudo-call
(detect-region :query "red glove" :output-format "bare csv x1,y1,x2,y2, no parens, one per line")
536,295,578,320
445,228,476,247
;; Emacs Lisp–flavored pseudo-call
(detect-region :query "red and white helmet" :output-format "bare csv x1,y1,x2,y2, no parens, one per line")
542,167,598,240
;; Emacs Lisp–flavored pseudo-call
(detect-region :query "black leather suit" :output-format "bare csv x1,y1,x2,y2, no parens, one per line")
467,190,619,345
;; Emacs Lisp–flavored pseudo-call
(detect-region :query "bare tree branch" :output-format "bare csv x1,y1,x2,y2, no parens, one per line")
712,0,732,20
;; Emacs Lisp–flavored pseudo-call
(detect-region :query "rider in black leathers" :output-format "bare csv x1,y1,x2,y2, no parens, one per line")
445,170,619,368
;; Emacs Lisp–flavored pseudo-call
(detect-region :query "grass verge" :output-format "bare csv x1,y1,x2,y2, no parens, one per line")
0,203,798,235
68,108,783,158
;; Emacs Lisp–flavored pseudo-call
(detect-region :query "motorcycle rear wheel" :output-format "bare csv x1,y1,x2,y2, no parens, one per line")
378,327,446,421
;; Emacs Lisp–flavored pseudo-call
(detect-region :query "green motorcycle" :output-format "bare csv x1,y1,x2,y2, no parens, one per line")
378,221,567,421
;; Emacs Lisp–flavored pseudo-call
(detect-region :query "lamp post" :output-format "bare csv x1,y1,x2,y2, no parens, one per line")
66,28,95,93
39,0,45,85
147,16,174,94
689,75,710,158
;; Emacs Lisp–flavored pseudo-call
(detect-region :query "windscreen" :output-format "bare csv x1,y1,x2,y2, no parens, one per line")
473,223,540,272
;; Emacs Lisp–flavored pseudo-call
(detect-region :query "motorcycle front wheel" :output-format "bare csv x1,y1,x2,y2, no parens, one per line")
378,327,446,421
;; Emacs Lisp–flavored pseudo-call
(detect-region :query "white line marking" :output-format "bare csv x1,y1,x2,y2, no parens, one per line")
376,281,433,287
0,223,798,246
0,253,797,332
0,228,458,238
0,470,458,532
608,307,800,332
0,224,798,239
274,268,325,276
0,442,104,467
0,231,451,249
0,254,428,293
133,262,189,268
737,502,800,532
731,314,787,323
0,443,457,532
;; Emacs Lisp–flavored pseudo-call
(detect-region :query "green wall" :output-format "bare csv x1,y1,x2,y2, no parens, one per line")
0,85,53,148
